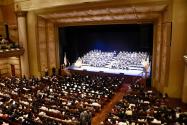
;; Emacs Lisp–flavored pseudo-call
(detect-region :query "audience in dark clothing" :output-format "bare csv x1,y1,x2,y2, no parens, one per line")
103,78,187,125
0,74,123,124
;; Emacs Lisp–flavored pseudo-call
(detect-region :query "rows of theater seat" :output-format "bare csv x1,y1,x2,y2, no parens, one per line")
81,50,149,70
0,74,124,125
103,79,187,125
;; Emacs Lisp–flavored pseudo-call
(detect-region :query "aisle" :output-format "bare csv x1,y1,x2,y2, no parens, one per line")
92,83,130,125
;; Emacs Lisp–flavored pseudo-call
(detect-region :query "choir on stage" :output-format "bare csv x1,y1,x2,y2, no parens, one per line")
79,50,150,70
81,50,116,67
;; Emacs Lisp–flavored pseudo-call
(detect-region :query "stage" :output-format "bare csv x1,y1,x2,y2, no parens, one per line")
68,65,150,77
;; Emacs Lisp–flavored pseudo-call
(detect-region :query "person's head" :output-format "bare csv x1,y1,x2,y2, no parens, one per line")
83,105,86,109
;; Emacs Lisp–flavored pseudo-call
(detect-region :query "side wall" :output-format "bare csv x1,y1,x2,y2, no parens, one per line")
164,0,187,98
27,12,57,76
0,2,21,76
1,3,18,42
37,16,57,75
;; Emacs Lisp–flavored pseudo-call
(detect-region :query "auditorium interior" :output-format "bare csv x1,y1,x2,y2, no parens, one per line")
0,0,187,124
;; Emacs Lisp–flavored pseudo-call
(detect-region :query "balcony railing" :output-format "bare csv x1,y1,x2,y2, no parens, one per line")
0,47,24,58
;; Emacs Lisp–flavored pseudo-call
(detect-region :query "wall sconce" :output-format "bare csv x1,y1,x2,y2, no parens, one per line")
184,55,187,63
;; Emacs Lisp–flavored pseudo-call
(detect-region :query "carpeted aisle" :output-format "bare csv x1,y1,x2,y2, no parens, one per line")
92,83,130,125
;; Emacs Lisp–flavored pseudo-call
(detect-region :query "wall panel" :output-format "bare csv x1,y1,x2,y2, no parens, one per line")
47,21,56,69
37,17,48,73
155,18,162,85
160,22,171,87
0,57,20,76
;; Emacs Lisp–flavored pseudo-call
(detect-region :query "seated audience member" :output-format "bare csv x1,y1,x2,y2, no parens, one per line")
52,67,56,76
0,73,123,124
103,78,186,125
80,106,87,125
44,67,48,76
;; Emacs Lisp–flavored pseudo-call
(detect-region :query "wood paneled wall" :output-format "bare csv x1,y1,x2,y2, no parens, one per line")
0,57,20,76
0,2,21,77
0,3,18,42
0,8,4,35
37,17,57,75
37,17,48,74
46,21,56,69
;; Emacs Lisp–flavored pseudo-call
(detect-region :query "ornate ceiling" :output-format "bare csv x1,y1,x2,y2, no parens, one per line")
38,1,168,26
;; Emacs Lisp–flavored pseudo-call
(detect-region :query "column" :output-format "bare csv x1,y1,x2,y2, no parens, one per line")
16,11,30,77
182,55,187,103
27,11,40,76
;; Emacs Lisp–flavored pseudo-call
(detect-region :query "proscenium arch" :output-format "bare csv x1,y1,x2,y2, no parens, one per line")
34,0,171,93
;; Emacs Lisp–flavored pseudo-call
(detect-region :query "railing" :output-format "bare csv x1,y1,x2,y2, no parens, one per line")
0,47,24,58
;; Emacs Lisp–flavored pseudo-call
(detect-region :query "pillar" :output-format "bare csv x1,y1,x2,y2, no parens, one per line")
16,11,30,77
182,55,187,103
27,11,40,76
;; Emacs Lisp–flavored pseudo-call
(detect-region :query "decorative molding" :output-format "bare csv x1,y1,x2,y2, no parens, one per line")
38,4,167,25
40,5,166,19
15,11,27,17
54,13,160,24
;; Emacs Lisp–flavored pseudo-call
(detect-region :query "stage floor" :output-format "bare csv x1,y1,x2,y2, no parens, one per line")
68,65,150,76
